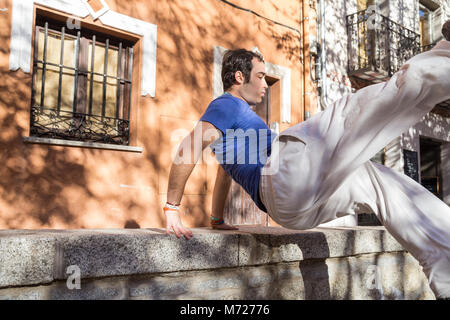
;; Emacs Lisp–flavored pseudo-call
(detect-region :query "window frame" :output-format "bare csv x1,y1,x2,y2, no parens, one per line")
419,1,443,48
29,12,138,147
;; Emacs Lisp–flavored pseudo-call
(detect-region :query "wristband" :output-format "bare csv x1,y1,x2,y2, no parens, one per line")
163,207,179,214
163,203,185,216
165,202,180,210
210,216,225,225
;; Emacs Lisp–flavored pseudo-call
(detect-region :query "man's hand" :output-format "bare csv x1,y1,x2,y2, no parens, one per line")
165,211,193,240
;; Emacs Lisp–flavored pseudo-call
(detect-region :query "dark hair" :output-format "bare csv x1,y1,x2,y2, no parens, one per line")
221,49,265,91
443,20,450,41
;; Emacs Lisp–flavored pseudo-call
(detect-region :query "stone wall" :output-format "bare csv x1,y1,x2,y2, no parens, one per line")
0,226,436,300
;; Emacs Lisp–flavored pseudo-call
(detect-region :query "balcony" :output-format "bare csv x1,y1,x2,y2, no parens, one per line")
346,10,420,84
347,11,449,117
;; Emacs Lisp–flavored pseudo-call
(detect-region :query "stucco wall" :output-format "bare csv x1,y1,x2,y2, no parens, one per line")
0,0,304,229
445,0,450,19
388,0,418,32
322,0,354,105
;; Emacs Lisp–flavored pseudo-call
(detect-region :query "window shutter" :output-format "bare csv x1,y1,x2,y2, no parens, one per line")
431,7,443,42
357,0,368,11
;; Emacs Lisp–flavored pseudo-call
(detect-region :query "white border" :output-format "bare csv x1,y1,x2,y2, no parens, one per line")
24,136,143,152
81,0,109,20
9,0,157,97
213,45,292,123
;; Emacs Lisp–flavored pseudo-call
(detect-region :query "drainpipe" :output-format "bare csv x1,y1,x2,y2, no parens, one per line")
318,0,332,111
301,0,307,121
302,0,320,120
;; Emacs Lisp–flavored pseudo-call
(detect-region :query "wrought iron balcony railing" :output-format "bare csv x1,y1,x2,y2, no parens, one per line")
421,42,437,52
30,106,130,145
346,10,420,83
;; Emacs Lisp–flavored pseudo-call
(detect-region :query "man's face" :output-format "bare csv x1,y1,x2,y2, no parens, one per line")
239,58,268,106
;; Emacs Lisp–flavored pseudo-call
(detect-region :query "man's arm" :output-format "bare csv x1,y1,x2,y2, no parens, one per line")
209,164,238,230
165,120,221,239
211,164,232,218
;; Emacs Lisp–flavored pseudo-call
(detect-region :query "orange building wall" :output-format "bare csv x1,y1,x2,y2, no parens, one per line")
0,0,312,229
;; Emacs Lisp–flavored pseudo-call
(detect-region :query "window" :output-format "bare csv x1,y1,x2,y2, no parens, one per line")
30,15,135,145
420,6,432,46
419,1,443,50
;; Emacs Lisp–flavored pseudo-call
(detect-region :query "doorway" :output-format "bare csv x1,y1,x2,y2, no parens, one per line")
420,137,443,200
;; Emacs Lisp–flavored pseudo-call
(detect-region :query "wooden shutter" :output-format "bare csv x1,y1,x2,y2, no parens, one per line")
431,7,443,43
357,0,369,11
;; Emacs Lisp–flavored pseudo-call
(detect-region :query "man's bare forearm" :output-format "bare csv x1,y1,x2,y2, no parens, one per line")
167,162,196,205
166,120,221,207
211,165,232,218
166,131,199,205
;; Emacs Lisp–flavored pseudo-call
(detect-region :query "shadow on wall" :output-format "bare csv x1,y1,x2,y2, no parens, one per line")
0,60,159,228
1,1,445,231
138,0,302,228
0,0,303,229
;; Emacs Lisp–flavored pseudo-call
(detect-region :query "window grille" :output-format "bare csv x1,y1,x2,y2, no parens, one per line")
30,16,134,145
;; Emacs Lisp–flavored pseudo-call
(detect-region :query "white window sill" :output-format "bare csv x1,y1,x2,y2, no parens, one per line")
23,137,143,153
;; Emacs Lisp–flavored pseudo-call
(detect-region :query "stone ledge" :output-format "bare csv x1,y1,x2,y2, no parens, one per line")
0,252,435,300
0,226,405,289
23,137,143,153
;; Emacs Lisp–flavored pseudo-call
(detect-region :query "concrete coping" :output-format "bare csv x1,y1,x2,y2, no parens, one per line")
0,225,405,289
23,137,144,153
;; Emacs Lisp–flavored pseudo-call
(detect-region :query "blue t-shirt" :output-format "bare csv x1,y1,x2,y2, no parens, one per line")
199,93,277,212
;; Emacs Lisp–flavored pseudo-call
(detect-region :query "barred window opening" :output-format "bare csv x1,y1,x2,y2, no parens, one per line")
31,16,135,146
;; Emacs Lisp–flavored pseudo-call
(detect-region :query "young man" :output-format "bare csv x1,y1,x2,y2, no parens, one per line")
165,23,450,299
164,49,271,238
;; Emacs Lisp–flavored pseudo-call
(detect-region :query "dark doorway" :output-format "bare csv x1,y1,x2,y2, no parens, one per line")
254,76,278,124
420,137,443,199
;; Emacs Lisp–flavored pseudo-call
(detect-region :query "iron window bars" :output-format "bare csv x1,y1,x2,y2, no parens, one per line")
30,16,134,145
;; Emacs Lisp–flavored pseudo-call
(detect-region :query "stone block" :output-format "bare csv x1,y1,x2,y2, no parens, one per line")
54,229,240,280
0,251,435,300
0,233,56,288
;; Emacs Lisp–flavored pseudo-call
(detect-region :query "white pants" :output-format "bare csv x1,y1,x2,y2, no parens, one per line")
259,40,450,298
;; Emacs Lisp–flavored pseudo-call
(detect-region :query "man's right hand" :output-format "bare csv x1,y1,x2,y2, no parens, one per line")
165,211,194,240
